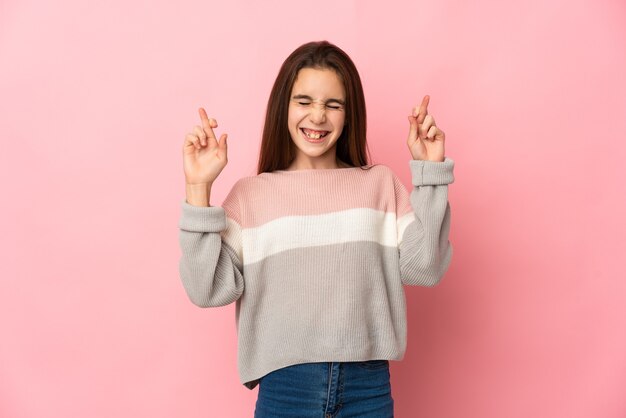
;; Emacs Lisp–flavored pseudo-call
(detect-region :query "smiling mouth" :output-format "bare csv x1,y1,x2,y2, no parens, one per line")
301,128,330,139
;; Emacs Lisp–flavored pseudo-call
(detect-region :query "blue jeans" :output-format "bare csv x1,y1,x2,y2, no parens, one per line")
254,360,394,418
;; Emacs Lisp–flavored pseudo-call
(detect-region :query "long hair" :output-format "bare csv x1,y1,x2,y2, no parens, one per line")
257,41,372,174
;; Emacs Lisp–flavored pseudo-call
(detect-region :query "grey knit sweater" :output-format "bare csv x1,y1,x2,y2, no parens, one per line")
178,157,455,389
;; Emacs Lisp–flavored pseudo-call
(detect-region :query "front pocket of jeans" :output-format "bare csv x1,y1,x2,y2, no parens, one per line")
355,360,389,370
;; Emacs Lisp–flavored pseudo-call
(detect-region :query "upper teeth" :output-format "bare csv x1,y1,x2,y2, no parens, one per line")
304,129,326,139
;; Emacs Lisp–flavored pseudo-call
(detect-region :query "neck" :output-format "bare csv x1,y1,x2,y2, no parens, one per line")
286,156,349,171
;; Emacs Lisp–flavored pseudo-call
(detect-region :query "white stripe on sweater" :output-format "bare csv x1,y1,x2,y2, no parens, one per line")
239,208,416,265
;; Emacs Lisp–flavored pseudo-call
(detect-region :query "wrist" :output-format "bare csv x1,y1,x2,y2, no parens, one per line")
185,181,212,190
185,183,212,207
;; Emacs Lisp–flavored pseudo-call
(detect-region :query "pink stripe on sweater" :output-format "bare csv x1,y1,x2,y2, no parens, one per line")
221,164,413,229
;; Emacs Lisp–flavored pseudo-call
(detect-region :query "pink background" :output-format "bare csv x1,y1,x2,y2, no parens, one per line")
1,0,625,417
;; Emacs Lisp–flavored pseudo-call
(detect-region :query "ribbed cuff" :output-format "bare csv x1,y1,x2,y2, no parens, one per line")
409,157,455,186
178,199,227,232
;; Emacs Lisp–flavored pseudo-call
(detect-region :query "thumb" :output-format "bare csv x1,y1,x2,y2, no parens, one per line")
219,133,228,149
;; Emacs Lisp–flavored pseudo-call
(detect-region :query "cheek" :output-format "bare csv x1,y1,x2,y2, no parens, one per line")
334,114,346,131
336,116,347,140
287,108,303,129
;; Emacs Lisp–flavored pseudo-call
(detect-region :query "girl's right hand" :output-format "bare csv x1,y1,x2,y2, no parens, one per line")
183,107,228,185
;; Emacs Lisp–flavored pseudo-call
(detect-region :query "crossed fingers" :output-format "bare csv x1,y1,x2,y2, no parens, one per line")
411,95,438,140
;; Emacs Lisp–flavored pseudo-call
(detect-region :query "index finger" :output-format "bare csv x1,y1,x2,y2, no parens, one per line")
417,95,430,124
198,107,211,126
198,107,216,138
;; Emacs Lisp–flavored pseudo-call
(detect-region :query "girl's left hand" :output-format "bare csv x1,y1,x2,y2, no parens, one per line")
407,95,446,162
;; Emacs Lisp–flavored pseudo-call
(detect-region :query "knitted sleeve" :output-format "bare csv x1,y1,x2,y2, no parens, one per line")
393,157,455,286
177,181,244,307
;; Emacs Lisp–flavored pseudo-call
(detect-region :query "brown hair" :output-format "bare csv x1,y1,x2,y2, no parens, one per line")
257,40,372,174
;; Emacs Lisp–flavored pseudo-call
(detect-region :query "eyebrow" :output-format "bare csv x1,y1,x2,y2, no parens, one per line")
292,94,345,106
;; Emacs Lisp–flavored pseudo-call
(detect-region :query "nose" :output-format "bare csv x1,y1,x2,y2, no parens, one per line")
309,103,326,124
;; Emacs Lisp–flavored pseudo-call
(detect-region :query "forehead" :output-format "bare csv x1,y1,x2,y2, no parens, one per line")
291,67,345,98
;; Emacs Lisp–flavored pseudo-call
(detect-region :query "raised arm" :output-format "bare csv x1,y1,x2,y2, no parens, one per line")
396,95,454,285
178,107,243,307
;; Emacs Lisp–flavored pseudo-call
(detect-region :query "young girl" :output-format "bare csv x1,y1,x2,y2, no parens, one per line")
179,40,454,418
